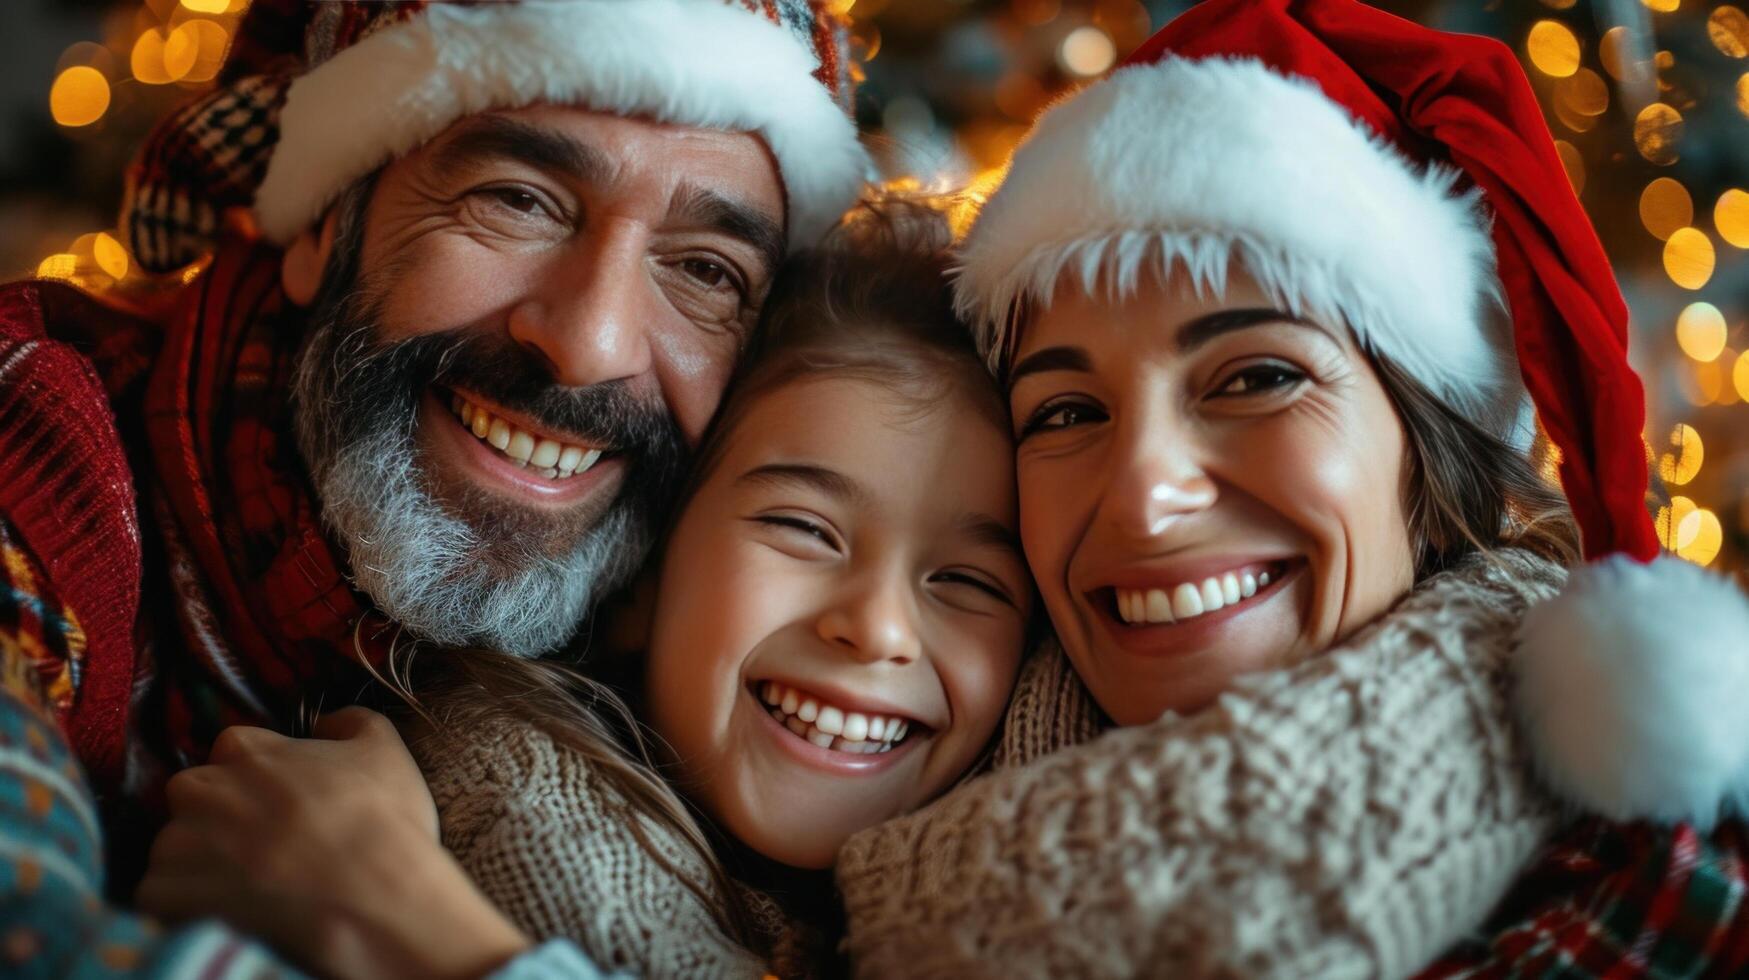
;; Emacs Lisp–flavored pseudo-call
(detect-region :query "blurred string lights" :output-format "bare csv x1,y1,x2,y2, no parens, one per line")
23,0,1749,569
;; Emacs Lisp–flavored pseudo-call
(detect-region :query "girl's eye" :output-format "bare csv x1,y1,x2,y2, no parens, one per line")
1212,363,1307,397
931,570,1013,607
1019,400,1107,438
757,514,838,549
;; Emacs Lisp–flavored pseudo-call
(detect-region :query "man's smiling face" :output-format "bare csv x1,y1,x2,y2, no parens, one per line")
287,105,787,656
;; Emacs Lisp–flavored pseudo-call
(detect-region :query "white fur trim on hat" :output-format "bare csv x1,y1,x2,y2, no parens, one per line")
958,57,1521,430
255,0,870,250
1514,555,1749,830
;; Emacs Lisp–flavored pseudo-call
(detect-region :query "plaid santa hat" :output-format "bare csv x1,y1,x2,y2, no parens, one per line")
958,0,1749,829
122,0,870,274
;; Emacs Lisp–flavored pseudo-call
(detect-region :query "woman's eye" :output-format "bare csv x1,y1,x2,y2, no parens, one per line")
1213,364,1306,397
1020,400,1106,438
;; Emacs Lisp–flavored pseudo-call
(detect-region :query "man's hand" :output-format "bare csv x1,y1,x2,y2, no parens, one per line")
136,707,531,980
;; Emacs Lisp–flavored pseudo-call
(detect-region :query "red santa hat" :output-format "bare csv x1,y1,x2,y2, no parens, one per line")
122,0,870,273
958,0,1749,828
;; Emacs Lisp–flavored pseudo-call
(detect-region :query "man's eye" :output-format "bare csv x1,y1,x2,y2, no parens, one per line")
1213,364,1307,397
681,258,734,290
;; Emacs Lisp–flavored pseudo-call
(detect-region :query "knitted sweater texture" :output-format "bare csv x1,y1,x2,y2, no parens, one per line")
836,549,1567,979
415,550,1563,979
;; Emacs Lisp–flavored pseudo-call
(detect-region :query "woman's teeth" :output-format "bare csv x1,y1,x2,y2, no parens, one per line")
1114,567,1276,625
448,392,603,480
759,681,910,755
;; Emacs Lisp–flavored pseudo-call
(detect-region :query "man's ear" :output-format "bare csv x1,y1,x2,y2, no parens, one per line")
280,208,343,307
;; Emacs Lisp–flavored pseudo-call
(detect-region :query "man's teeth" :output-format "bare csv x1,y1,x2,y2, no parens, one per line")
758,681,910,755
449,393,603,479
1115,568,1275,625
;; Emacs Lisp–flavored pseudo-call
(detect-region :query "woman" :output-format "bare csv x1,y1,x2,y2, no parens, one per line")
835,0,1749,976
138,2,1749,977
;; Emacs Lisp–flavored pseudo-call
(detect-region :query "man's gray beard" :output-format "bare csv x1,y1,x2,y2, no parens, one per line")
289,232,682,659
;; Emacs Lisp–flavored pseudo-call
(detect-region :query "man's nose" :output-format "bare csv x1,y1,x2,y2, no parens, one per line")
1098,409,1218,541
507,228,654,388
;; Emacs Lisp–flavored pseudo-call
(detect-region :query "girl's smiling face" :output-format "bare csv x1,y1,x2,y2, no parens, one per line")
1007,270,1415,726
644,374,1030,869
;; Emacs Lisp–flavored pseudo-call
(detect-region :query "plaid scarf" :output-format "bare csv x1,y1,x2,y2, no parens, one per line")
132,239,395,769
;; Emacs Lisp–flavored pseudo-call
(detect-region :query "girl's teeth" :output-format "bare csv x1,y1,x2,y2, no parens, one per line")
758,683,914,755
1115,566,1284,625
447,393,604,481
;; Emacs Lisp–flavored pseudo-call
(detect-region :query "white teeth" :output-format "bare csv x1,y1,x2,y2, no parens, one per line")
1221,573,1241,605
1145,589,1173,623
1171,582,1204,619
758,683,913,754
815,706,844,737
530,438,561,469
1259,572,1271,587
1241,573,1258,598
1199,578,1225,612
842,712,869,742
447,393,605,482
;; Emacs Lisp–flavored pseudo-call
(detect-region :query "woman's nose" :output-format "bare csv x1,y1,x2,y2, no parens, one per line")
814,576,923,666
1099,414,1218,541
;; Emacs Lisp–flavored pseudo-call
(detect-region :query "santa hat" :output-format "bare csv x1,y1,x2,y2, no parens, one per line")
121,0,871,274
958,0,1749,828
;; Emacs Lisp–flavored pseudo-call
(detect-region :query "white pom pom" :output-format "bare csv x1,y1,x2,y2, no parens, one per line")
1514,555,1749,829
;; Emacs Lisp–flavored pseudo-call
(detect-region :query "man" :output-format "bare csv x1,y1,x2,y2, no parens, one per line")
0,0,868,975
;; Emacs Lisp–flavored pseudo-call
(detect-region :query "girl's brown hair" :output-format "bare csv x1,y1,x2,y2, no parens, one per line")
389,196,998,963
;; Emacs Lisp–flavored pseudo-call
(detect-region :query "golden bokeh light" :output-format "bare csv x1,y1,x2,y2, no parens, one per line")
1553,97,1598,132
1639,177,1693,239
1658,423,1704,486
1634,102,1684,164
1599,26,1642,80
1541,0,1578,7
49,66,110,128
93,233,129,280
1717,348,1742,405
1058,26,1116,77
1677,508,1723,565
1716,189,1749,248
1556,68,1610,115
1663,227,1715,288
1739,73,1749,116
1527,21,1582,78
1676,302,1727,360
181,0,234,10
1642,0,1680,11
1735,349,1749,402
1688,357,1724,404
1709,5,1749,58
163,24,198,82
131,31,171,85
170,20,230,85
36,254,78,280
1554,140,1585,194
1656,495,1699,548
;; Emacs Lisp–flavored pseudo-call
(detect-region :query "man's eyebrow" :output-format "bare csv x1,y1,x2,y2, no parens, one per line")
668,182,785,275
736,463,868,506
431,115,615,185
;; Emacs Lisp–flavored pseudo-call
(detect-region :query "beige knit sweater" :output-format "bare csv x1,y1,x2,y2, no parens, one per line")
413,549,1564,980
836,549,1567,979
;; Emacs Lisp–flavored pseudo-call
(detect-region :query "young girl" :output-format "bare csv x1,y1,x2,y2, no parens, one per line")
137,199,1033,979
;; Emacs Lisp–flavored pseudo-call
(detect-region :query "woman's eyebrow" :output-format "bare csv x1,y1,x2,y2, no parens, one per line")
1174,307,1319,353
736,463,869,506
1006,345,1091,390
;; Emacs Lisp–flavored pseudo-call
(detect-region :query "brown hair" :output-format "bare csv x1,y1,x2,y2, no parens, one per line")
388,196,997,956
1371,353,1581,579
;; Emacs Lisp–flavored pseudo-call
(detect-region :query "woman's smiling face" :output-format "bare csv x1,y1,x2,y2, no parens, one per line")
1007,270,1416,725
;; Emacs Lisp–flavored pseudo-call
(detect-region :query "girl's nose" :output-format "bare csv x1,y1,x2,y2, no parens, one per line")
814,577,923,666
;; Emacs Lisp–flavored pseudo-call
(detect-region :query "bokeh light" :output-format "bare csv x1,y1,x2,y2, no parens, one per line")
93,232,129,279
1663,227,1715,288
1642,0,1680,12
1527,21,1582,77
1656,494,1700,547
1678,508,1724,564
49,66,110,128
1676,301,1727,360
1640,177,1693,239
1735,350,1749,402
1709,5,1749,57
1557,68,1611,115
1059,26,1116,77
1716,188,1749,247
1634,102,1684,164
1658,422,1705,484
